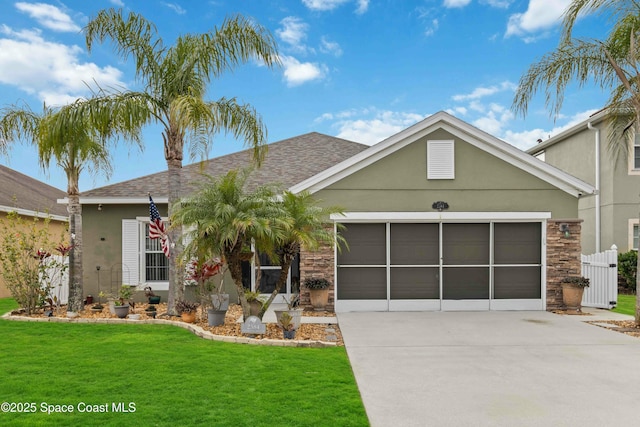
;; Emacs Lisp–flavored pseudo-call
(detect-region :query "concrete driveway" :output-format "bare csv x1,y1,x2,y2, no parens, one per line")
337,310,640,427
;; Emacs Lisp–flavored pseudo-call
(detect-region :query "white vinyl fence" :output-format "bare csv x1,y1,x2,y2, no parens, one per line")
581,245,618,309
41,255,69,305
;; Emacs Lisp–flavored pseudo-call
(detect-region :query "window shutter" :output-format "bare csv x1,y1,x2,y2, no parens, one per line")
427,140,455,179
122,219,140,287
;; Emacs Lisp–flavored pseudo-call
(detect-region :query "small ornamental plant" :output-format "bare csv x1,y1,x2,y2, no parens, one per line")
303,278,331,290
176,299,199,314
561,276,590,288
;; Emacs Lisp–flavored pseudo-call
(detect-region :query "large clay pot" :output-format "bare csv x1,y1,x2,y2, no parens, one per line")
309,288,329,311
181,311,197,323
561,283,585,311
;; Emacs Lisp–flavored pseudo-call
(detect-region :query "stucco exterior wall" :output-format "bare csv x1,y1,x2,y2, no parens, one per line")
316,129,578,217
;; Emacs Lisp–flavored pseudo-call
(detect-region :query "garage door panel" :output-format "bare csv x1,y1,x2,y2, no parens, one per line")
494,266,541,299
443,224,490,265
443,268,489,299
495,223,541,264
337,267,386,300
390,267,439,299
390,223,439,265
339,223,386,265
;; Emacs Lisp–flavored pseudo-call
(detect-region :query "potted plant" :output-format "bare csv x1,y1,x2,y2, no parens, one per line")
561,276,590,311
304,278,331,311
274,294,303,332
113,285,134,318
176,300,199,323
144,286,161,305
278,311,296,339
245,290,265,316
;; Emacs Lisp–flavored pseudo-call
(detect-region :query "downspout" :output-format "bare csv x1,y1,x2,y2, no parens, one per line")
587,122,601,252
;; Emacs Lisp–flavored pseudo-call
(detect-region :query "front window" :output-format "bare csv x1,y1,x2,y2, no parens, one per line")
145,223,168,281
634,137,640,170
634,224,639,251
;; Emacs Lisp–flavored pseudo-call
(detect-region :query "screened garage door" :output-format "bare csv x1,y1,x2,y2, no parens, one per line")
336,222,543,311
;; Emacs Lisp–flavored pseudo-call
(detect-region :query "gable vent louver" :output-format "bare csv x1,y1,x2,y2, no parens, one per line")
427,140,455,179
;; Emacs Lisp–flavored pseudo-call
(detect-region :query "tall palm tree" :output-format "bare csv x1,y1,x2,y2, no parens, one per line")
82,9,280,314
259,190,345,318
0,101,135,312
512,0,640,323
171,169,286,320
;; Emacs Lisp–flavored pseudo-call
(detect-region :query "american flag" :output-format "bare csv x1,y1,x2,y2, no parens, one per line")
149,195,170,258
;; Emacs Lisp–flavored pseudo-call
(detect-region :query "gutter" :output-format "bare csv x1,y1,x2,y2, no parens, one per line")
587,121,601,252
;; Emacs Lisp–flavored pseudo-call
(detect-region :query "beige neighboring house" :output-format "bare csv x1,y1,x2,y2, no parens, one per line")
527,110,640,255
0,165,68,298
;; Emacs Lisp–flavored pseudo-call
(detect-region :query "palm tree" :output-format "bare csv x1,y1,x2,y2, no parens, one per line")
258,190,345,318
512,0,640,323
171,169,286,320
0,101,135,312
82,9,280,314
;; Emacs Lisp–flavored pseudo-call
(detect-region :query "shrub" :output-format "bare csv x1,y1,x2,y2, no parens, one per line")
303,278,331,290
618,250,637,291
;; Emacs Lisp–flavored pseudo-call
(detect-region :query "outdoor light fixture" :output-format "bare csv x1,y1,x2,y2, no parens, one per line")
432,201,449,212
559,223,570,237
98,204,103,211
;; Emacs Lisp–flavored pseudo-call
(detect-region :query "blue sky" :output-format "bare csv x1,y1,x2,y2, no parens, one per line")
0,0,610,192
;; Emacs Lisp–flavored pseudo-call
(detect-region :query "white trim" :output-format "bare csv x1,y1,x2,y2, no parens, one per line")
0,205,67,222
441,300,490,311
335,300,389,312
628,218,639,251
388,300,441,311
490,299,544,311
72,197,169,205
290,111,595,197
331,211,552,222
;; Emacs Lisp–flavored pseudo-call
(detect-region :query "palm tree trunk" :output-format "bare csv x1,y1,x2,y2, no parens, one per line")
167,157,183,316
67,194,83,312
260,244,297,318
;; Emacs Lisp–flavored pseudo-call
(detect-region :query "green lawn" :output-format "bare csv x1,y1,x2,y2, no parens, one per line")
0,298,368,427
613,294,636,316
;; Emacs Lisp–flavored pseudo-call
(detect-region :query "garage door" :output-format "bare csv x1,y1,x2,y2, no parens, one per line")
336,221,543,312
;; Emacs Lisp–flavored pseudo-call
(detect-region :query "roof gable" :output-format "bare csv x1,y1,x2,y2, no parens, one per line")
290,111,595,198
0,165,67,219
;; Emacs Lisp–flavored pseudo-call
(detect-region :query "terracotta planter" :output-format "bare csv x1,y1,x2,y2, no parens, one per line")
181,311,197,323
561,283,585,311
309,288,329,311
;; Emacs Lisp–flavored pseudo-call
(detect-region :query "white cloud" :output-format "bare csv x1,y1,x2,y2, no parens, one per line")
277,17,309,53
425,19,439,37
302,0,369,14
505,0,571,38
503,109,598,150
443,0,472,8
280,55,327,86
0,26,126,106
162,3,186,15
318,108,426,145
355,0,370,14
320,36,342,56
110,0,125,6
481,0,512,8
15,2,80,32
471,104,514,135
452,81,517,101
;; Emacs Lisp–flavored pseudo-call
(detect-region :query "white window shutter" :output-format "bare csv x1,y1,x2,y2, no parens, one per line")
427,140,455,179
122,219,140,287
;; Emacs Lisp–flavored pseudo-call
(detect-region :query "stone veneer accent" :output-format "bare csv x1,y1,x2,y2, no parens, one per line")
545,219,582,310
298,219,583,312
299,241,335,312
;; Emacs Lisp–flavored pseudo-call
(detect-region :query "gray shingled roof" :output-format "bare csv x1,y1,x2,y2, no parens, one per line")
82,132,368,198
0,164,67,217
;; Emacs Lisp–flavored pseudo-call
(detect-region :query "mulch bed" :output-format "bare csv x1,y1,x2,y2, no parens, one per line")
587,320,640,338
11,303,343,345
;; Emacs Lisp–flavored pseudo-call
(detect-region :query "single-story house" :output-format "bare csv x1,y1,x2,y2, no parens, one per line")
77,112,595,312
0,165,68,298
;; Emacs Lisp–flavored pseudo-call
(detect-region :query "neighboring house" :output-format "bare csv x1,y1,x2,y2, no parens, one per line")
0,165,68,298
79,113,595,312
526,110,640,255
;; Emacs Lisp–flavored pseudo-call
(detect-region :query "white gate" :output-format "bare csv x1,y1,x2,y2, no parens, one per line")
41,255,69,305
581,245,618,309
